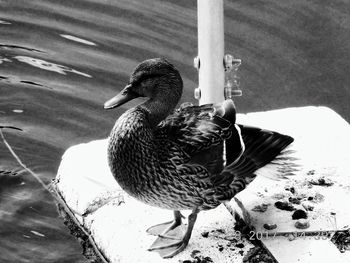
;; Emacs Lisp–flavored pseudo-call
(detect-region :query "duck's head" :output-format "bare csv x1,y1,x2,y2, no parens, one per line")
104,58,183,110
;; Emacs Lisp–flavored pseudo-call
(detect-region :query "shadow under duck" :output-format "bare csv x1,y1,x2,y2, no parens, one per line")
104,58,294,258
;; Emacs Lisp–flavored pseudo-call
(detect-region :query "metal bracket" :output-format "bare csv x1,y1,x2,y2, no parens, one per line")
193,55,242,100
224,54,241,72
224,54,242,99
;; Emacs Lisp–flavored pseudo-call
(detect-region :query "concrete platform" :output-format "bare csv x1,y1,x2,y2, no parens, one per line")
235,106,350,232
262,237,349,263
54,106,350,263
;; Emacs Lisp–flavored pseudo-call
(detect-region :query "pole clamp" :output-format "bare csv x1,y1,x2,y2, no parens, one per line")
224,54,241,72
224,54,242,99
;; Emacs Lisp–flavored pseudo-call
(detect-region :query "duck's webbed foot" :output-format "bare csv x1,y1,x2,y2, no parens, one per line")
148,208,199,258
148,235,190,258
146,210,185,239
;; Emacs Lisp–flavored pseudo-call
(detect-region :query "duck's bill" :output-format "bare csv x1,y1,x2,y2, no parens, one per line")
104,84,139,109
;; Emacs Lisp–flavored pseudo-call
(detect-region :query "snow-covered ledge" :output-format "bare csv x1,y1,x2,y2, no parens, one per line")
53,106,350,263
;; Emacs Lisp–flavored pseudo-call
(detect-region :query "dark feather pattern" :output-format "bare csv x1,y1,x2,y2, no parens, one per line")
108,99,293,211
155,102,232,155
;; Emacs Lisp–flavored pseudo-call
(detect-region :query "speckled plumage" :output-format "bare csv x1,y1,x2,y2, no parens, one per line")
108,102,242,210
105,58,294,257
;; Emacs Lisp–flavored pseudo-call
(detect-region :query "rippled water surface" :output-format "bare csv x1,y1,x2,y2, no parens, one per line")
1,0,350,262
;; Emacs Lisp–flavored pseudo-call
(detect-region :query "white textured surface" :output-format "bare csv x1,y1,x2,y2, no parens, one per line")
55,106,350,262
235,106,350,233
263,237,350,263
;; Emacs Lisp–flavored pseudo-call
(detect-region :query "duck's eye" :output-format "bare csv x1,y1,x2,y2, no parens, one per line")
132,73,164,87
140,77,154,87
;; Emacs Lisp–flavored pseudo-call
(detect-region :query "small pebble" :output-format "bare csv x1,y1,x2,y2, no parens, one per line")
307,170,315,175
295,219,310,229
275,201,296,211
310,177,334,187
307,193,324,203
235,243,245,249
201,231,209,238
292,209,308,220
289,187,295,194
314,193,325,203
263,223,277,230
252,203,269,213
190,250,201,258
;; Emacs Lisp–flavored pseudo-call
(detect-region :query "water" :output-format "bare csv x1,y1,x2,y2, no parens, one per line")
1,0,350,262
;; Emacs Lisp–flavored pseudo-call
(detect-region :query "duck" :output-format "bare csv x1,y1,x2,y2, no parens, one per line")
104,58,294,258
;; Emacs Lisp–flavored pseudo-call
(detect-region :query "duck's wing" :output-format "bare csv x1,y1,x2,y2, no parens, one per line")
155,101,231,154
154,100,244,174
213,125,294,201
155,103,294,205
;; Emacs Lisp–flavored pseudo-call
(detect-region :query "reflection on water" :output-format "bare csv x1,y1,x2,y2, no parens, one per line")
1,0,350,262
15,56,92,78
60,34,97,46
0,57,11,64
0,19,11,25
0,44,44,53
0,75,47,89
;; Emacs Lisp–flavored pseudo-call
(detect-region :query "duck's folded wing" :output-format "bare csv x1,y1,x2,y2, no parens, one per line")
155,100,236,156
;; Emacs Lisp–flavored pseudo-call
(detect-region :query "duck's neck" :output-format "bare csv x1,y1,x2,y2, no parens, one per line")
140,99,174,127
140,89,179,127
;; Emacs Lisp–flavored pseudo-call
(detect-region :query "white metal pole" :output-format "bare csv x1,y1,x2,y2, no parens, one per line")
197,0,225,105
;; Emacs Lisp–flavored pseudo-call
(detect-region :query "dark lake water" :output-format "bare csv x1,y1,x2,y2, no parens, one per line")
1,0,350,262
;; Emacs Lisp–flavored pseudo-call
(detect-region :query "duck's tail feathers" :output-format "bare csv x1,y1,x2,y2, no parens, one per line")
237,125,294,166
238,125,300,180
254,146,301,180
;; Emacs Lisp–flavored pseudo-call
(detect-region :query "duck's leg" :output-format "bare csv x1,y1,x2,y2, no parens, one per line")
146,210,185,238
148,208,199,258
